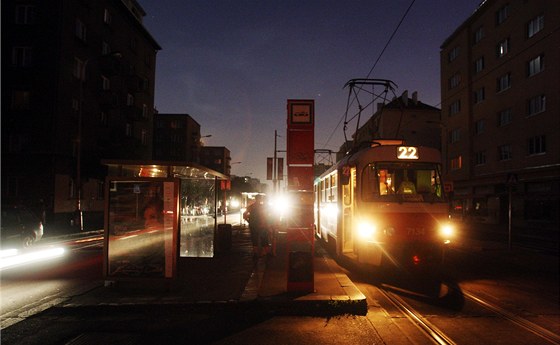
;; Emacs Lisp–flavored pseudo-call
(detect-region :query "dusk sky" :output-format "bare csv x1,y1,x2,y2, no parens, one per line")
140,0,482,183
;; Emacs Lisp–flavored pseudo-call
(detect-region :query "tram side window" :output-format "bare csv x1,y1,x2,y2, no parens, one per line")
362,164,380,201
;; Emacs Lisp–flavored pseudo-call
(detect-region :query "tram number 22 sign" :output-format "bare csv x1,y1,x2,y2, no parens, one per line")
397,146,419,160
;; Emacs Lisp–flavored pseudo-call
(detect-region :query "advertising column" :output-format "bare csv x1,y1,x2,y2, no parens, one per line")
286,99,315,292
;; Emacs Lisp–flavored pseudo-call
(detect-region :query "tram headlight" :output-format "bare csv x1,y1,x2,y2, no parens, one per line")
439,223,455,243
357,221,377,239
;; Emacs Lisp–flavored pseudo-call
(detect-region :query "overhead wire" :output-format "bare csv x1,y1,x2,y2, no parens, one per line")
322,0,416,150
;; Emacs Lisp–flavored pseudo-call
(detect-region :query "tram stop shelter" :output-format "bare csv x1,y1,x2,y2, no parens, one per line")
101,159,229,284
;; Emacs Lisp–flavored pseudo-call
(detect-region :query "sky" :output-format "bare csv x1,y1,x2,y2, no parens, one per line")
140,0,482,183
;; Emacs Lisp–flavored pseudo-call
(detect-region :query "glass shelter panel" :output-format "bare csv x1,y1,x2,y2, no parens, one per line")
106,179,178,279
179,178,217,258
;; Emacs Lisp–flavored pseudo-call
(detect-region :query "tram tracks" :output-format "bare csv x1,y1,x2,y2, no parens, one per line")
377,284,560,345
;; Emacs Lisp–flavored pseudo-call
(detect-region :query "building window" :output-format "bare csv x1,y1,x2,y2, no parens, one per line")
527,94,546,116
100,111,108,126
97,181,105,200
527,54,544,77
72,98,80,112
474,26,484,44
125,123,132,137
528,135,546,155
75,18,87,42
527,14,544,38
73,57,85,80
141,129,148,145
449,128,461,143
496,4,510,25
12,46,32,67
102,75,110,90
450,156,462,170
142,104,148,118
15,5,36,24
102,41,111,55
475,119,485,135
448,46,459,62
449,73,461,89
497,38,510,58
497,73,511,93
126,93,134,106
449,100,461,116
498,108,513,126
103,9,112,24
475,151,486,165
474,57,484,74
498,144,512,161
11,90,30,110
474,87,485,104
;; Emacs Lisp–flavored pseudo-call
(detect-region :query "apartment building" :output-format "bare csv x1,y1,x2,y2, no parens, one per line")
1,0,161,228
153,114,203,162
440,0,559,235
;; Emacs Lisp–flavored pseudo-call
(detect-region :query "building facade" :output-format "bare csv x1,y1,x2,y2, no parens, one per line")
153,114,203,162
200,147,232,176
2,0,161,228
440,0,559,237
353,91,442,151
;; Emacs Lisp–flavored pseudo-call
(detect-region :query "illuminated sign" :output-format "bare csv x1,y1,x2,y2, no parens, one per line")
288,101,314,125
397,146,419,160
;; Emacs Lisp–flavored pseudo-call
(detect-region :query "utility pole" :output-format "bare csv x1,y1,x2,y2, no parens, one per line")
273,130,278,193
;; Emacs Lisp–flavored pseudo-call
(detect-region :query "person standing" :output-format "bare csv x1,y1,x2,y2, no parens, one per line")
243,195,270,258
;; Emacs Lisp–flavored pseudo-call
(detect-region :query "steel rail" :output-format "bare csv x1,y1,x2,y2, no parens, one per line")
379,285,457,345
464,290,560,345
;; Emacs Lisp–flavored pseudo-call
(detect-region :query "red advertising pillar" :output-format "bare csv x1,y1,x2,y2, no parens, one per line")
286,99,315,293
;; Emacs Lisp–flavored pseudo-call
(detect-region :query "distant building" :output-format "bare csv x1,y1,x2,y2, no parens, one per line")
440,0,559,234
200,147,232,176
1,0,161,228
153,113,203,162
353,91,442,151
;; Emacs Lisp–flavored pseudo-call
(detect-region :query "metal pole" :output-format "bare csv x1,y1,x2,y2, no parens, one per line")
273,130,278,193
75,61,87,231
508,185,512,250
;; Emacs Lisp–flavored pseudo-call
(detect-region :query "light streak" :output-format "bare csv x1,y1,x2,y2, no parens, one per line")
0,247,65,271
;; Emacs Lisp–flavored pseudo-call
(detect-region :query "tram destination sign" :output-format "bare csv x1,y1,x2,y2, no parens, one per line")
397,146,419,160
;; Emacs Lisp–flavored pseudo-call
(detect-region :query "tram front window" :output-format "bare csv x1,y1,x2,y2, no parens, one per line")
362,163,445,202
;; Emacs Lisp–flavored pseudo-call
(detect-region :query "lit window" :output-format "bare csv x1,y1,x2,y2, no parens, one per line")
527,14,544,38
498,145,512,161
528,135,546,155
497,73,511,92
497,38,510,57
450,156,462,170
527,55,544,76
527,94,546,116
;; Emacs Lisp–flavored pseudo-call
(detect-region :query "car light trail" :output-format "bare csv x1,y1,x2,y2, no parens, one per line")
0,247,65,271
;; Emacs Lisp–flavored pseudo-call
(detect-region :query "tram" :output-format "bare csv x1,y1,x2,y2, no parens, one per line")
314,140,454,270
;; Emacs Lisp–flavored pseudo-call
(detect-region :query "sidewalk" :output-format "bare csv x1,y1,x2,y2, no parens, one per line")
1,226,365,344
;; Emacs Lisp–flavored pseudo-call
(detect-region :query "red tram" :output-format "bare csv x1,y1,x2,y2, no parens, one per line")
314,140,454,270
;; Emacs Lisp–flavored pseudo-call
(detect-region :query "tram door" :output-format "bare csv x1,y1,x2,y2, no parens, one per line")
342,167,356,253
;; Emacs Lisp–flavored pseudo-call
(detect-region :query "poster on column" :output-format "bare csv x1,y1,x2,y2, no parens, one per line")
287,99,314,191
